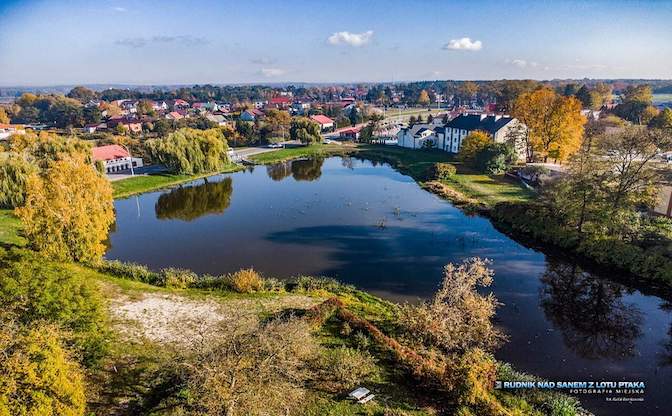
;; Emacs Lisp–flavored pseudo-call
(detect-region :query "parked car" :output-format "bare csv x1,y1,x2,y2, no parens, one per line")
267,143,284,148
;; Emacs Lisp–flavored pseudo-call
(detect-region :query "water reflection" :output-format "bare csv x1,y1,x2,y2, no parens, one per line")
265,158,325,182
155,177,233,221
540,261,643,359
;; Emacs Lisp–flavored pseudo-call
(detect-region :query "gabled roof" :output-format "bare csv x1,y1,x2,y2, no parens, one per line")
92,144,129,162
443,114,514,135
270,97,291,104
310,115,334,125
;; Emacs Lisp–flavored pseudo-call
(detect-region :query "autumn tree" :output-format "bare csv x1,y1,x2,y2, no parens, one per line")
0,322,86,416
458,130,491,165
264,109,291,138
0,107,10,124
7,131,92,169
16,157,114,262
513,87,585,162
649,108,672,131
458,82,478,106
418,89,431,107
289,117,321,144
66,86,97,103
614,85,658,124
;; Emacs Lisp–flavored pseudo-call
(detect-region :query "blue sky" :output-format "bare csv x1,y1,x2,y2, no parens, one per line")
1,0,671,86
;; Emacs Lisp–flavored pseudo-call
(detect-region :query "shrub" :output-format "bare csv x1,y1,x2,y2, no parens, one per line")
428,162,457,180
228,268,263,293
262,277,286,292
0,249,108,364
94,259,159,284
158,267,198,289
352,331,371,350
0,322,86,416
317,347,377,391
458,130,491,165
294,275,345,292
183,318,317,415
474,143,516,174
399,258,504,354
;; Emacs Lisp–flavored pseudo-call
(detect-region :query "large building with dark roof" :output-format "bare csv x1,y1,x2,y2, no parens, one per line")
437,113,521,153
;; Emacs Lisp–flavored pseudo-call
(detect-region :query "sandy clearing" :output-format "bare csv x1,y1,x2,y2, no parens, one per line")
110,291,318,346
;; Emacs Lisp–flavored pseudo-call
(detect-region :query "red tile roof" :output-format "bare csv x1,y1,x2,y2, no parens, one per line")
310,115,334,125
270,97,291,104
92,144,129,162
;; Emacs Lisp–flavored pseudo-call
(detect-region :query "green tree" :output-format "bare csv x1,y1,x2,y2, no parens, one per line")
146,128,230,174
66,86,97,103
614,85,657,124
16,157,115,262
649,108,672,131
289,117,321,144
0,155,38,208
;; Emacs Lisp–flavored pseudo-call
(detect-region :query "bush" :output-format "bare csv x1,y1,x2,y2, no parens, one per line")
474,143,516,174
183,318,317,415
317,347,377,391
294,275,346,292
399,258,504,354
0,322,87,416
0,249,108,364
228,268,263,293
158,267,198,289
428,162,457,180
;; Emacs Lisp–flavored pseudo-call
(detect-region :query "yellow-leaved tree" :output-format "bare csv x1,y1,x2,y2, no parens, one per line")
418,89,430,107
16,157,114,262
513,87,586,162
458,130,491,166
0,323,86,416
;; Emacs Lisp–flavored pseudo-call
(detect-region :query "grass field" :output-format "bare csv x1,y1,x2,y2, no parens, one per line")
249,143,356,164
0,208,25,247
652,93,672,104
112,164,241,198
357,145,534,207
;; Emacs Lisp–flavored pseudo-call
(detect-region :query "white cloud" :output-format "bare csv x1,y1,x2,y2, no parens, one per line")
443,37,482,51
112,7,127,12
327,30,374,47
260,68,286,77
506,59,539,68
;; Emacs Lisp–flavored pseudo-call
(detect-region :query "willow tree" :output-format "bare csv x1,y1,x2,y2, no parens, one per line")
145,128,230,174
0,155,38,208
16,157,114,262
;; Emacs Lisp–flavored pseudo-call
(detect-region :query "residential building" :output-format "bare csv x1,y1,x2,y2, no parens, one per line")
436,114,523,154
92,144,143,174
310,114,335,131
267,96,291,109
397,124,436,149
166,111,184,120
206,114,231,127
292,101,311,115
240,109,264,121
339,126,362,140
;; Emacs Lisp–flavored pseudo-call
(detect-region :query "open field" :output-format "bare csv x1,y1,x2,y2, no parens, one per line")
653,93,672,104
249,143,356,164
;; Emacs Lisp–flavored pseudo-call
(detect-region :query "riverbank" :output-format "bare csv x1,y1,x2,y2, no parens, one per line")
112,163,242,199
249,143,357,164
85,258,589,415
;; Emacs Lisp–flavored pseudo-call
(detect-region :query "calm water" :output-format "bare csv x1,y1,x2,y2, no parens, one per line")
107,157,672,415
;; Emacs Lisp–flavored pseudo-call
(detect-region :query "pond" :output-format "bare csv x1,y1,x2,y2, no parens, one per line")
107,156,672,415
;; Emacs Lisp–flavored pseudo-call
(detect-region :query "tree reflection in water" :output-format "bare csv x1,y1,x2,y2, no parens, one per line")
540,260,643,360
265,158,325,182
660,301,672,367
266,161,292,181
291,158,324,181
155,177,233,221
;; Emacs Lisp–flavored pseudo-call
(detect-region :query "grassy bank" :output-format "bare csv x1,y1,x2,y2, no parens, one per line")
249,143,356,164
0,208,25,247
112,163,241,198
357,145,533,208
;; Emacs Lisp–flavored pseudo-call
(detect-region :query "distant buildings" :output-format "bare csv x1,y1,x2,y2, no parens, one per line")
0,123,25,140
240,109,264,121
92,144,143,174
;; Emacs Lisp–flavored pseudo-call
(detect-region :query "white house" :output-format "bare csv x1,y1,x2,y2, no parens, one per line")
396,124,437,149
0,124,26,140
310,114,335,131
92,144,143,174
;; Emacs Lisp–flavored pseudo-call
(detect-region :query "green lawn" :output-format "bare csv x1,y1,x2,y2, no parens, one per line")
357,145,534,207
112,164,241,198
249,143,355,164
0,208,25,247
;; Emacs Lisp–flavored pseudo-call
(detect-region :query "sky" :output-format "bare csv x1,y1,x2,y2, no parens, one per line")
1,0,671,86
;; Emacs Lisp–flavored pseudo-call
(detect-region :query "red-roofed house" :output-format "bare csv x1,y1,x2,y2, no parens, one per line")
266,96,291,109
339,126,362,140
92,144,144,174
0,123,26,140
166,111,184,120
310,115,335,131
